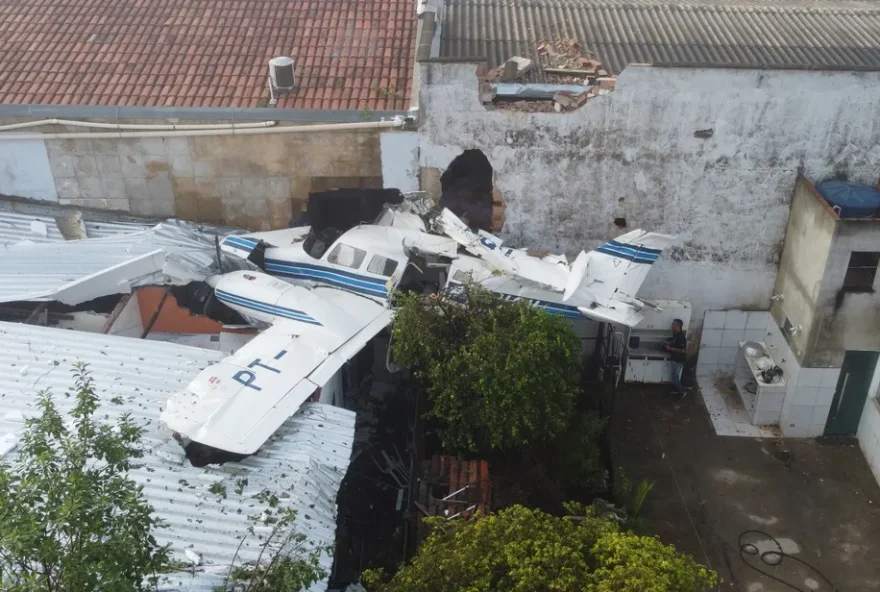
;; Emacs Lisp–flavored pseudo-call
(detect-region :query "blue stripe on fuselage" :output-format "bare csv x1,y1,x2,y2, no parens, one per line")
223,236,259,252
264,259,388,298
215,289,322,325
596,243,658,264
444,283,582,319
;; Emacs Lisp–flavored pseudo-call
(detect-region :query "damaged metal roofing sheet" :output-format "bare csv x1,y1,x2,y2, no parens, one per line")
0,210,151,248
0,220,251,303
0,322,355,592
439,0,880,78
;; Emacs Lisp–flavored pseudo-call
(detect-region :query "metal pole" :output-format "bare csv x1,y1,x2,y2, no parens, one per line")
101,293,132,333
214,234,223,273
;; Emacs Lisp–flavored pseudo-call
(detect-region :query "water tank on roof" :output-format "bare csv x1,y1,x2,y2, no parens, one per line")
815,180,880,218
269,56,296,91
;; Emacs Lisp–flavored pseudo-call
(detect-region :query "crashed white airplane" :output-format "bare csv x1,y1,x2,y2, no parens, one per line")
2,192,674,461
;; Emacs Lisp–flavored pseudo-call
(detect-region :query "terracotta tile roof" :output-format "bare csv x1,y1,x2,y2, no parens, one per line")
0,0,416,111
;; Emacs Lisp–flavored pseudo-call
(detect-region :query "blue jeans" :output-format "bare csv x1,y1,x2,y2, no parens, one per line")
670,361,684,394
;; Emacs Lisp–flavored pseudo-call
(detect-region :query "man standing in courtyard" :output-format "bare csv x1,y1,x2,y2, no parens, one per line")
665,319,687,400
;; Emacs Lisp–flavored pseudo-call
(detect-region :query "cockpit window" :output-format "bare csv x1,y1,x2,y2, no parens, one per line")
367,255,399,277
451,270,470,282
326,243,367,269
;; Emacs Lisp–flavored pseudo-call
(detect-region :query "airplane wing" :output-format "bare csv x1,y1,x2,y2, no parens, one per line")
563,229,677,326
160,291,393,455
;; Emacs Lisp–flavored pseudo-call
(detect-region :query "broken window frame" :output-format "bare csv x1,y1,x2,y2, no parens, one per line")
366,254,399,277
842,251,880,292
326,243,367,270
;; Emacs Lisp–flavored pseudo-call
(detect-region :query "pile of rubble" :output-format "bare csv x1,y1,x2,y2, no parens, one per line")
480,38,617,113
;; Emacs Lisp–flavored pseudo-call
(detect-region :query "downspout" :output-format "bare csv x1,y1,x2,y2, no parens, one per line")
0,116,406,140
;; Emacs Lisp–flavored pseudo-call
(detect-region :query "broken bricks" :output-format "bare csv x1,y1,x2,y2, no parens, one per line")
553,91,574,108
487,56,534,83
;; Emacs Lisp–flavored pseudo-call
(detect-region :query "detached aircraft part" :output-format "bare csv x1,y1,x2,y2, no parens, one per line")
4,192,677,463
160,271,395,456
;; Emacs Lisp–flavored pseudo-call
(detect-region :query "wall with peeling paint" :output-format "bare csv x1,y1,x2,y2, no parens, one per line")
417,62,880,337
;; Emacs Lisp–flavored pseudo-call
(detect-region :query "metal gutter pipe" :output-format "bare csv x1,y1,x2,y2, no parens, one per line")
0,119,277,131
0,116,406,140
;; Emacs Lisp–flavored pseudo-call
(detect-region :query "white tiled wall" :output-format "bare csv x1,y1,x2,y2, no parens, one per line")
764,317,841,438
857,361,880,486
697,310,771,378
696,309,842,438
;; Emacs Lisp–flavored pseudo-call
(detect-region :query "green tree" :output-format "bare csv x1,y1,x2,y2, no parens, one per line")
361,504,719,592
0,364,171,591
391,284,583,451
221,507,327,592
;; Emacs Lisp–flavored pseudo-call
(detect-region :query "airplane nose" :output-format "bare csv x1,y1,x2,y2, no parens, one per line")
205,275,221,288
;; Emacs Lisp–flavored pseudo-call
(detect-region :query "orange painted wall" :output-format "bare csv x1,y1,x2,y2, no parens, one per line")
137,287,223,334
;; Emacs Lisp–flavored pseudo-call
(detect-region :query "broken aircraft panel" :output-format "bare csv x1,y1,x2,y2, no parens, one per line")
1,191,676,460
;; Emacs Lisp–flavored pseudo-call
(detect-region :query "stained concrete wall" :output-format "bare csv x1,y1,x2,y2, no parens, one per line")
418,62,880,338
810,219,880,366
41,124,385,229
0,117,402,230
770,176,838,364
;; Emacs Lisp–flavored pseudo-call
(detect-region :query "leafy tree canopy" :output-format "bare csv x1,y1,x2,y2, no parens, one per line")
391,285,583,451
0,364,170,592
362,504,719,592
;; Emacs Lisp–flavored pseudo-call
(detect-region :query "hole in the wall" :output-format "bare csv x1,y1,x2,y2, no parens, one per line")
613,217,628,228
440,149,499,232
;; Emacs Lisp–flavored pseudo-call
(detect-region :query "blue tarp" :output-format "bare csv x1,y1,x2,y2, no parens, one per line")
815,180,880,218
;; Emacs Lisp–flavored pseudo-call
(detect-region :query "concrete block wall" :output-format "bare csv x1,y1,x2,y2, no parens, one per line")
25,122,404,230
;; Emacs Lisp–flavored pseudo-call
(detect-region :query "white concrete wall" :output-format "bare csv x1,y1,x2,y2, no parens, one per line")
857,361,880,485
0,139,57,201
418,63,880,335
380,131,420,192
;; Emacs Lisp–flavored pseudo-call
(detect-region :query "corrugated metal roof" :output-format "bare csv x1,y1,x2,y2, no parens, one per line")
0,221,253,303
0,210,150,247
439,0,880,77
0,322,355,591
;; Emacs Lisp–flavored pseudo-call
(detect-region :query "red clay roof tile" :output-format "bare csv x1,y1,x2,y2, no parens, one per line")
0,0,416,111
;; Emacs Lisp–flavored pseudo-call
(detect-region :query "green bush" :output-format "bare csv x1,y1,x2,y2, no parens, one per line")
362,504,719,592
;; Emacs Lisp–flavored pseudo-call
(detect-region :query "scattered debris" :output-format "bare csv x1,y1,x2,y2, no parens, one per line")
413,455,491,544
485,56,534,82
29,220,48,238
481,39,616,112
184,547,202,566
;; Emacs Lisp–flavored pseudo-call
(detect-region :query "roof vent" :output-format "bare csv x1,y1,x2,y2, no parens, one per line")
267,56,295,104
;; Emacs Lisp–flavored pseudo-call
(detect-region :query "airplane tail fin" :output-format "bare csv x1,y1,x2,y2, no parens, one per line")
563,230,676,327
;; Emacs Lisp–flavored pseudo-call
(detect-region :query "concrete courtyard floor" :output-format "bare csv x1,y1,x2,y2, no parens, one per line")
611,383,880,592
